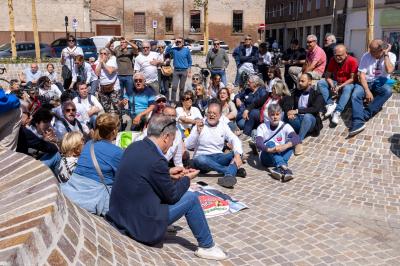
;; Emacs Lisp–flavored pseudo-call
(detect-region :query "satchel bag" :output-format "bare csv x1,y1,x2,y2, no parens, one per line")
161,65,173,76
61,65,72,80
90,142,111,195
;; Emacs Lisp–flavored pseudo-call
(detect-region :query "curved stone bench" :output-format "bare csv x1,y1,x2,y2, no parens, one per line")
1,95,400,265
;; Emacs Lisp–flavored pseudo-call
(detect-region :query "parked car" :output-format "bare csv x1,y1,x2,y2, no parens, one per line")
50,38,97,60
0,42,53,58
197,40,229,52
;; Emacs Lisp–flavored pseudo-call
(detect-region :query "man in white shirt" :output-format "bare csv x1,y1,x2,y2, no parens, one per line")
185,102,246,188
73,82,103,128
349,39,396,137
134,41,162,93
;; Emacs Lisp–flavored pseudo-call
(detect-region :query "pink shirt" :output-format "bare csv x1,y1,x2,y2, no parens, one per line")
306,45,326,75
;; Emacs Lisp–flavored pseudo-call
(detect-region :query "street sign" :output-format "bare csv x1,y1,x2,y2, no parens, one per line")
258,23,266,30
72,18,78,31
152,20,158,29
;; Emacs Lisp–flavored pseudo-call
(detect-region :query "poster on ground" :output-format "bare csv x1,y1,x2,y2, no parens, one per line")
189,184,248,218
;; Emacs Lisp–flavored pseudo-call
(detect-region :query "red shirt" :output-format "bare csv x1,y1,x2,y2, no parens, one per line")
327,55,358,84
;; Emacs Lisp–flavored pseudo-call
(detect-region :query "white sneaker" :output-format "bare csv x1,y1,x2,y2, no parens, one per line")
325,103,337,117
194,245,228,260
331,111,340,125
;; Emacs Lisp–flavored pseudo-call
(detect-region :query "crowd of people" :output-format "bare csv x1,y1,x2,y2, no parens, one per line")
0,32,396,261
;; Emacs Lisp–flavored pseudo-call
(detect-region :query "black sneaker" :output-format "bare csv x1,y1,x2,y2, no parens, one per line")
270,167,283,180
281,168,294,182
249,141,258,155
237,168,247,178
217,175,237,188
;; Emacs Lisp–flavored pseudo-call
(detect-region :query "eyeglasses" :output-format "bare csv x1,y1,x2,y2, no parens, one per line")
183,97,192,101
161,120,177,133
65,108,76,112
134,79,144,83
156,99,167,103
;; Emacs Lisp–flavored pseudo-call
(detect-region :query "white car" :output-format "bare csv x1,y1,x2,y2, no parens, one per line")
197,40,229,52
91,36,133,53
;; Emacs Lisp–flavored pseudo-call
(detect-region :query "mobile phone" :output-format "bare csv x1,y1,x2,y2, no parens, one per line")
382,42,389,50
197,181,208,186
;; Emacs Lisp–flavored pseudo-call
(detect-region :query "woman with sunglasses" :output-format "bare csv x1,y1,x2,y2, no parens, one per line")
61,35,84,90
176,91,203,137
193,84,208,116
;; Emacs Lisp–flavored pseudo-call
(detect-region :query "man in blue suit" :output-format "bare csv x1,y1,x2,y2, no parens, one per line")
106,114,227,261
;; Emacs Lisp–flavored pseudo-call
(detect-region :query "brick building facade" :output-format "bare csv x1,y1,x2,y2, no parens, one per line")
91,0,265,50
265,0,346,49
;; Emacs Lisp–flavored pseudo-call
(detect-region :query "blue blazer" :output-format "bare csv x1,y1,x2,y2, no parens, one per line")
238,45,259,71
106,137,190,245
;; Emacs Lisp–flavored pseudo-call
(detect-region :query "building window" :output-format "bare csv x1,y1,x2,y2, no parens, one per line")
165,17,173,33
316,0,321,9
306,26,311,37
299,0,304,13
315,25,321,44
323,24,331,37
289,2,294,15
232,10,243,33
133,12,146,32
325,0,331,7
190,10,201,33
272,6,276,17
279,4,283,16
307,0,312,11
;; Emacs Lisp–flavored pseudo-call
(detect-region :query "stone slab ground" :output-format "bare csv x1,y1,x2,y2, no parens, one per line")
0,94,399,265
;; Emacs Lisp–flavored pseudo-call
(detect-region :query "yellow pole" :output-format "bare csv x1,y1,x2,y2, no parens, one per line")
203,0,209,55
31,0,41,62
366,0,374,49
8,0,17,59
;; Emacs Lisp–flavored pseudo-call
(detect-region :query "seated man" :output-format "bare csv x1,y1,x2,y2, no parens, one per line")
70,55,99,94
73,82,103,129
289,35,326,84
19,63,43,87
282,73,324,155
123,72,156,131
317,44,358,125
349,39,395,137
54,101,90,142
186,101,246,188
106,114,227,261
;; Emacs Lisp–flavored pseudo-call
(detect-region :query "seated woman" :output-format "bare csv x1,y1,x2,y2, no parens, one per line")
255,104,300,182
244,80,291,125
54,101,90,142
208,73,225,99
73,82,103,129
176,91,203,137
266,66,282,93
217,87,238,131
17,107,61,174
185,73,202,92
37,76,62,106
193,84,208,116
61,113,123,216
44,63,63,92
235,75,268,140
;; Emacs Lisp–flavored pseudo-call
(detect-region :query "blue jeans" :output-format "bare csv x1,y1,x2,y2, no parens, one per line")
287,114,316,141
192,152,238,177
40,152,61,176
210,69,227,86
236,109,260,136
89,114,98,129
317,79,354,113
118,75,134,96
234,68,240,86
351,81,393,130
260,141,293,167
168,191,214,248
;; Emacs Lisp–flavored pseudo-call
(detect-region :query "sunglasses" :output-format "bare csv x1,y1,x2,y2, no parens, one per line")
156,99,167,103
134,79,144,82
307,40,316,43
176,41,182,44
214,43,220,45
192,78,199,81
245,38,252,40
65,108,76,112
68,40,75,42
142,47,150,49
183,97,192,101
100,52,107,55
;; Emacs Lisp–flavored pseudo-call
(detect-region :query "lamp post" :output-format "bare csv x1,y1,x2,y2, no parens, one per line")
367,0,374,49
65,16,69,38
182,0,185,39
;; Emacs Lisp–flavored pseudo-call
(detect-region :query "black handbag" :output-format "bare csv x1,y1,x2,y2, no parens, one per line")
61,65,72,80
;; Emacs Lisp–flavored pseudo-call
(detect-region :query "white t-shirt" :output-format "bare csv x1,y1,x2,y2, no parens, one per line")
73,95,104,124
134,52,161,83
358,52,396,82
97,56,118,85
176,106,203,130
38,84,62,99
61,46,84,70
261,52,273,65
257,121,295,146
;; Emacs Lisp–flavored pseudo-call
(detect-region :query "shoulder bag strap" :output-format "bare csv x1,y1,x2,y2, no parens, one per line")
264,123,286,143
90,142,111,195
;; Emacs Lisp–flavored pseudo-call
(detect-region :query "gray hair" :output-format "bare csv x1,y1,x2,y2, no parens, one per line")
325,33,337,43
133,72,146,82
142,41,150,47
147,114,176,137
267,103,282,115
157,41,166,47
99,48,111,55
248,75,264,88
307,34,318,42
